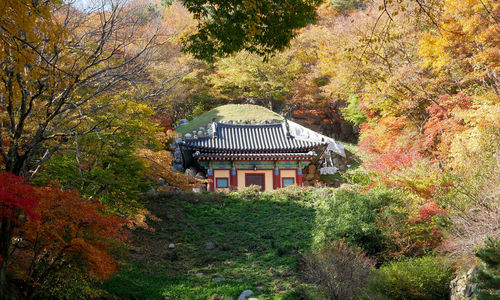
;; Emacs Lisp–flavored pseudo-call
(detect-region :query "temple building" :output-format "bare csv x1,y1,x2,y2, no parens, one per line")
179,121,330,192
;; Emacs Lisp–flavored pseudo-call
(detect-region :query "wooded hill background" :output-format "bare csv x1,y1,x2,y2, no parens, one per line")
0,0,498,299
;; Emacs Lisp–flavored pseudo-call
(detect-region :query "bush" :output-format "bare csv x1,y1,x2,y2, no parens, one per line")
304,241,375,300
368,255,455,300
473,237,500,300
313,186,400,255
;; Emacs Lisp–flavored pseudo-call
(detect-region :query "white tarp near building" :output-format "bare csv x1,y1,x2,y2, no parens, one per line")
287,120,345,157
287,120,346,175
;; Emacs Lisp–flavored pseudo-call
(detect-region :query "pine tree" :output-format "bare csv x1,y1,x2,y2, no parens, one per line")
474,237,500,300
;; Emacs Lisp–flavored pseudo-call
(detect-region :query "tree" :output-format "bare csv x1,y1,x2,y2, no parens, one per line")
181,0,322,61
207,50,302,111
11,185,125,299
0,0,172,177
473,237,500,300
0,173,38,298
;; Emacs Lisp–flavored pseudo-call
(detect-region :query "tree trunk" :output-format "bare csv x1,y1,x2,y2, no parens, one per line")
0,220,13,300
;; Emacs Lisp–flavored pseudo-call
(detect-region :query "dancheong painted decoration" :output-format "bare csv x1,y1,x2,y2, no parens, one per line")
179,120,330,191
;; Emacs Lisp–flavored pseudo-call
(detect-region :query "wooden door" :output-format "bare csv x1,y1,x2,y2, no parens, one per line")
245,174,265,191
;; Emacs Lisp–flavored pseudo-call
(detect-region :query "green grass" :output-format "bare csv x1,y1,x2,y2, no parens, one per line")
104,189,325,299
175,104,283,135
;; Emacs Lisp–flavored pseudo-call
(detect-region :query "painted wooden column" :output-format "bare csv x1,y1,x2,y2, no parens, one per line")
296,166,303,187
207,162,214,192
230,164,237,190
273,165,280,189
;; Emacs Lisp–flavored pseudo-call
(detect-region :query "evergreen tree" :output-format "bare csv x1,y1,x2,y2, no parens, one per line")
474,237,500,300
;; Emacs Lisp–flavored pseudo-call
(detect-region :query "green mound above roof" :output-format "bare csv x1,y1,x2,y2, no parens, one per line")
175,104,283,135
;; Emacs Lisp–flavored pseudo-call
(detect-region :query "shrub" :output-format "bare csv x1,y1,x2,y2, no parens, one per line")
313,186,400,255
304,240,375,300
368,255,455,300
473,237,500,300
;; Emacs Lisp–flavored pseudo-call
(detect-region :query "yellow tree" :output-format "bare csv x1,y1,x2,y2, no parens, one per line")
0,0,167,177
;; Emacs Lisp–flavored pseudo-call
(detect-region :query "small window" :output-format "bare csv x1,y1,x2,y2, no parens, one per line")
282,178,295,187
216,178,229,188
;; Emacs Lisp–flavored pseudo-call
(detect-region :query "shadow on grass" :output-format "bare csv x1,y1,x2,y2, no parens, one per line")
103,191,318,299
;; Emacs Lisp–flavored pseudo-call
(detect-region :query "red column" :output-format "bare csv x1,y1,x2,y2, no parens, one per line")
273,167,280,189
230,167,237,190
297,167,303,187
207,168,214,191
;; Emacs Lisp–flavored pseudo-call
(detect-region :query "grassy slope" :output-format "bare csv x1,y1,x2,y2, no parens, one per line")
175,104,283,135
104,190,325,299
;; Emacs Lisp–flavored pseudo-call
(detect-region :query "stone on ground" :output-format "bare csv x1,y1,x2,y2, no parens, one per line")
238,290,253,300
205,242,215,249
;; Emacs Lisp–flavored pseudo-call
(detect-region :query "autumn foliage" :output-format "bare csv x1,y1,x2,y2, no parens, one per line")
0,173,39,225
18,186,125,278
0,173,125,298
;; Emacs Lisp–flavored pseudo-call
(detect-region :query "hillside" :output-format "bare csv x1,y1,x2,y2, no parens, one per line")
175,104,283,135
104,190,322,299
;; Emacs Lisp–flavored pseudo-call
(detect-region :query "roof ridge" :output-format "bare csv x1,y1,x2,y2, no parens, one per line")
215,122,282,128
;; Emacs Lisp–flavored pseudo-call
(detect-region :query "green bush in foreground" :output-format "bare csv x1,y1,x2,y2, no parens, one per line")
368,255,455,300
313,186,401,255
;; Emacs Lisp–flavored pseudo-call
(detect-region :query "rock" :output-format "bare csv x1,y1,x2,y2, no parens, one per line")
174,137,183,143
172,164,184,172
205,242,215,249
164,297,172,300
185,167,197,177
199,127,205,131
195,172,206,179
248,298,258,300
168,243,175,249
197,130,204,136
212,276,224,282
256,286,263,292
450,267,478,300
195,272,204,277
238,290,253,300
184,133,192,138
179,118,188,124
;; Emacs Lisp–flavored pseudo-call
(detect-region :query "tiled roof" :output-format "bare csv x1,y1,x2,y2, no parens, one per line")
180,122,327,152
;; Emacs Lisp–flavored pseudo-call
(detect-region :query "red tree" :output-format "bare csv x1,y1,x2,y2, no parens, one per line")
0,173,39,297
12,186,126,299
